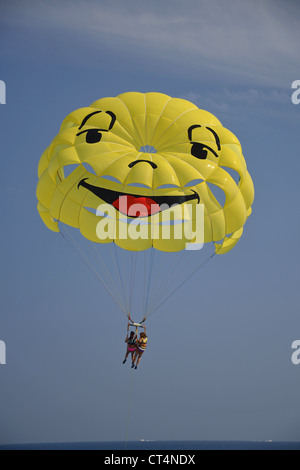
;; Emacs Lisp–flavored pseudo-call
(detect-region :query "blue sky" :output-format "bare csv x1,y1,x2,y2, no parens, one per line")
0,0,300,445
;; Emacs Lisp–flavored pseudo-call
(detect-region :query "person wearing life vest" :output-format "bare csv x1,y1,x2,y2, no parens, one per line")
132,327,147,370
123,324,137,365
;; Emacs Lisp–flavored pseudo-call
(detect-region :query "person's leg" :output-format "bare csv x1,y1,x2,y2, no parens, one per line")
131,349,136,363
131,350,136,367
135,351,143,369
123,349,129,363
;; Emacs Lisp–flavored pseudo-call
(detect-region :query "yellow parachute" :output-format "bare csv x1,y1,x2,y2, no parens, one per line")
36,92,254,321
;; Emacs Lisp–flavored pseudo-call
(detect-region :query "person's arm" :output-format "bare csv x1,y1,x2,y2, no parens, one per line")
125,322,130,342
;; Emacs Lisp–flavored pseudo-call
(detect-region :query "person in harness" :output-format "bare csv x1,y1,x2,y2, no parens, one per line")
132,327,147,370
123,324,137,365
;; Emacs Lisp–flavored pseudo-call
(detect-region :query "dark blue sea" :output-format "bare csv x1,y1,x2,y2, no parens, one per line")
0,441,300,450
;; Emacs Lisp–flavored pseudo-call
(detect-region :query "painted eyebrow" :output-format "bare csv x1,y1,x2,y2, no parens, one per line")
206,127,221,151
78,110,116,130
188,125,221,151
78,111,103,130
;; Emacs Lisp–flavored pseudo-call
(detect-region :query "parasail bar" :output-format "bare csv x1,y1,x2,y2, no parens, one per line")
129,323,144,328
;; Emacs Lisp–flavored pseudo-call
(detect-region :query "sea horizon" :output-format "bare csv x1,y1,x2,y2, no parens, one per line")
0,440,300,451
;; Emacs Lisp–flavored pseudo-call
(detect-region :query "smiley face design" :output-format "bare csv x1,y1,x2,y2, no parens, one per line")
37,92,254,253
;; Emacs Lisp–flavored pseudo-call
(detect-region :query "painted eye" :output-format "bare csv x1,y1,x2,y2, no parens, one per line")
86,129,102,144
191,143,208,159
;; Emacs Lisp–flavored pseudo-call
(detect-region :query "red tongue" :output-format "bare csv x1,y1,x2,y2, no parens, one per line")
113,195,161,217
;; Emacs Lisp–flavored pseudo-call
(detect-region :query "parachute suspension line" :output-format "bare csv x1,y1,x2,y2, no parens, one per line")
128,253,134,315
145,250,187,318
142,248,155,323
91,242,125,308
110,243,130,317
145,250,217,320
61,229,127,315
147,247,215,317
59,228,128,316
142,250,147,320
128,252,138,317
116,246,130,317
152,250,201,310
121,248,136,316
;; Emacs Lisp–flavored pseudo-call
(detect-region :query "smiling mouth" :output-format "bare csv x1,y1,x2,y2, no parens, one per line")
78,178,200,218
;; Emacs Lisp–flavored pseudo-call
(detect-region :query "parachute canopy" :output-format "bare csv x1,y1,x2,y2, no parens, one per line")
37,92,254,255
